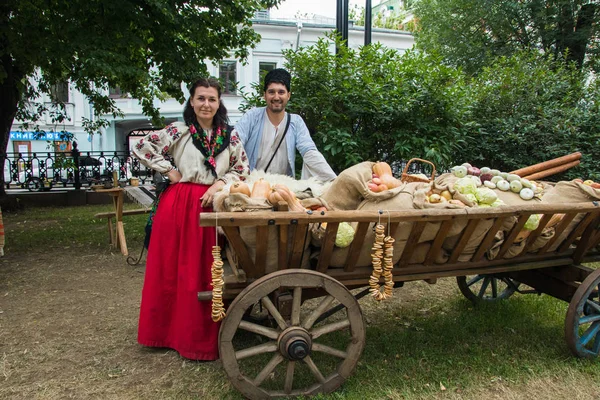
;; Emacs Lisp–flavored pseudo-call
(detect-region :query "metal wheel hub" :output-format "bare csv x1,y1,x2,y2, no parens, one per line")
278,327,312,361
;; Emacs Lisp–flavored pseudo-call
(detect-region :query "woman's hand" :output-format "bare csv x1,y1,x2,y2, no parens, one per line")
167,169,182,184
200,180,225,208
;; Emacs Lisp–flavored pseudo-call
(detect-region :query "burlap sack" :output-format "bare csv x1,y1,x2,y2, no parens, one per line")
213,191,310,273
321,161,411,210
541,181,600,251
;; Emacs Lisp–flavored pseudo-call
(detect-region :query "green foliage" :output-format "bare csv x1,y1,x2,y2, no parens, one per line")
241,35,471,173
414,0,600,75
455,51,600,181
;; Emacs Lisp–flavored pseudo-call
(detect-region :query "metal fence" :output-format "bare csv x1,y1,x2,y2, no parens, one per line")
4,143,154,191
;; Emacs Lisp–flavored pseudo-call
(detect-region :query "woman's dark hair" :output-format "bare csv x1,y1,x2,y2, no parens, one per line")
183,77,228,129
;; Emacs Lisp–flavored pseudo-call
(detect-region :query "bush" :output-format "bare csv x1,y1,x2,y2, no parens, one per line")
457,52,599,181
241,35,472,173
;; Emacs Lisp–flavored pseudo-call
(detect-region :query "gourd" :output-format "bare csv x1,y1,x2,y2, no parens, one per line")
372,161,401,189
269,184,305,212
250,178,271,198
230,181,251,196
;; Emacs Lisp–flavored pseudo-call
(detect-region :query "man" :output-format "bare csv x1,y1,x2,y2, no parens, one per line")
235,68,337,182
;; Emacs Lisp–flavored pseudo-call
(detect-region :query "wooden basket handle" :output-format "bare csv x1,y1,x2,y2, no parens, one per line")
402,158,436,181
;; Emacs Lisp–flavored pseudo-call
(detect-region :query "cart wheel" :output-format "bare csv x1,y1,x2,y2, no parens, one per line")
565,268,600,358
219,269,365,399
456,274,520,303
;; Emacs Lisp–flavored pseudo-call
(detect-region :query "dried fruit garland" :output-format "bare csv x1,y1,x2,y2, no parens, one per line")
211,245,226,322
369,223,395,301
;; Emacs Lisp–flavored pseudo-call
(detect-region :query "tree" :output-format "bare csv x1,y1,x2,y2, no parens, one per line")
0,0,280,198
414,0,599,74
241,35,471,173
349,3,418,32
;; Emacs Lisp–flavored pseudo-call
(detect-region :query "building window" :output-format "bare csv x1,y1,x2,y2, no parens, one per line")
50,81,69,103
109,86,124,98
219,61,237,95
259,62,278,82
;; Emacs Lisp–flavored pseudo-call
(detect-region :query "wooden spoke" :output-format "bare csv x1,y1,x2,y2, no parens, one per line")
302,295,335,330
261,295,288,331
579,315,600,325
312,342,348,358
585,299,600,314
303,355,326,384
291,287,302,326
235,341,278,360
478,277,491,298
311,319,351,340
284,361,295,394
491,277,498,298
253,353,285,387
580,323,600,346
238,320,279,340
466,275,485,287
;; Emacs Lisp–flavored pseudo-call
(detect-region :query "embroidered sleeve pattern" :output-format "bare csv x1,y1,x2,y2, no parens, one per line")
221,131,250,183
132,124,181,173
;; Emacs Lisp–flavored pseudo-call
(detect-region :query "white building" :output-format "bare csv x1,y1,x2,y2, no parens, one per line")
9,16,414,156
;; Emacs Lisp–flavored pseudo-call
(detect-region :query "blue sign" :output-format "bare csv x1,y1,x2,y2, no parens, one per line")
9,131,71,141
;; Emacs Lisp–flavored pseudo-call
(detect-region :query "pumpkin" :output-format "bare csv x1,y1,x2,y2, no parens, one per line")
230,181,251,196
251,178,271,198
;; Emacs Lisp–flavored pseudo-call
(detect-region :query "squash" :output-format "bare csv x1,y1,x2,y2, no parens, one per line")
251,178,271,198
373,161,401,189
372,162,393,177
272,184,305,212
230,181,251,196
267,189,284,205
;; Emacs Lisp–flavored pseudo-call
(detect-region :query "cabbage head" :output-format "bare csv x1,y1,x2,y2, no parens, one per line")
454,177,477,195
490,199,506,207
335,222,355,248
475,187,498,205
524,214,542,231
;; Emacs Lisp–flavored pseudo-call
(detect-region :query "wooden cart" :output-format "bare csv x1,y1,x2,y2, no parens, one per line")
199,202,600,399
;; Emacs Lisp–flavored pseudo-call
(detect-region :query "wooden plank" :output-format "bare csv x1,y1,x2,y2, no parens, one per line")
107,218,115,245
289,223,309,269
199,203,600,227
538,213,578,254
495,214,531,259
424,219,454,265
573,217,600,264
116,221,128,256
521,214,554,254
343,222,370,272
448,219,480,263
316,222,339,273
332,256,580,287
540,265,595,283
224,244,247,282
254,226,268,272
398,221,426,267
222,226,259,278
278,223,289,271
510,269,579,302
471,217,506,262
558,213,599,252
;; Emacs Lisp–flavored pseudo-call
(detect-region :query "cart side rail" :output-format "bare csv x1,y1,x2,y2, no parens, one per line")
200,202,600,283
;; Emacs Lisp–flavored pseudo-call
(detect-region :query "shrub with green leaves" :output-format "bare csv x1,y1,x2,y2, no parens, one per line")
241,35,471,173
456,51,600,181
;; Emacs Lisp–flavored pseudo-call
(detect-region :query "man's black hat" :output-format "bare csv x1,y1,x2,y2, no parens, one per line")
263,68,291,92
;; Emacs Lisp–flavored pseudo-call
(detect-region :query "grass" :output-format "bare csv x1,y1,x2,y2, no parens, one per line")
1,205,599,399
2,203,148,255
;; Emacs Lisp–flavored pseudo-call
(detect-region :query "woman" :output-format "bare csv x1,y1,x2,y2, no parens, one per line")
133,78,249,360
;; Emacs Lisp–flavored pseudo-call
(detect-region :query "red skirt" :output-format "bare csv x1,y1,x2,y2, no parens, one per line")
137,182,220,360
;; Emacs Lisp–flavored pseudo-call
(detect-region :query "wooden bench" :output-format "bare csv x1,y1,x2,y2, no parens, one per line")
94,208,150,246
